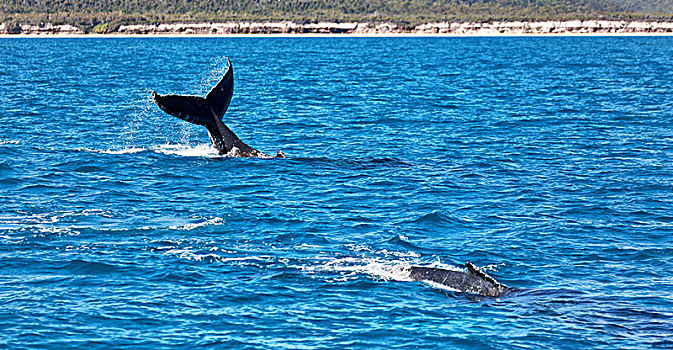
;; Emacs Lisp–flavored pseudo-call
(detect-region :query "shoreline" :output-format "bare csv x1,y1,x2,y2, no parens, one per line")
2,20,673,37
4,32,673,38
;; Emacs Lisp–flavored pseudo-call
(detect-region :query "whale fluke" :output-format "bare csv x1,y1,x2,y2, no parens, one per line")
409,262,511,297
152,58,285,158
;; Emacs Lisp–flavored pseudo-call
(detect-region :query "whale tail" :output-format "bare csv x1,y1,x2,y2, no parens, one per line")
150,58,277,158
151,58,234,128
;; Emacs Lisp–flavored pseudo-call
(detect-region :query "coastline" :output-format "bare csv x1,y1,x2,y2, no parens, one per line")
4,32,673,38
2,20,673,37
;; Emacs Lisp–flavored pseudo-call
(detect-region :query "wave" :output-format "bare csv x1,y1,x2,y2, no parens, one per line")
410,210,476,228
63,259,122,275
384,234,428,252
167,217,223,230
74,165,104,173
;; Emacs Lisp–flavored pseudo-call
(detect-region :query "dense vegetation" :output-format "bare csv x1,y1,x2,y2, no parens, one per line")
608,0,673,14
2,0,672,31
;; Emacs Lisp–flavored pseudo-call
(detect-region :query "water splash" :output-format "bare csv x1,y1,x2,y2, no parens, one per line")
197,56,230,96
114,89,156,150
304,247,464,284
315,257,416,282
152,143,219,157
114,57,231,153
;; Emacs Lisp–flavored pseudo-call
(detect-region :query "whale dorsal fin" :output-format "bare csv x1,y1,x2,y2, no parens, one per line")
465,262,501,287
205,58,234,120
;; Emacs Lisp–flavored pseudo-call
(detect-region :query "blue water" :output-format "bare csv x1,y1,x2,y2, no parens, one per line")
1,37,673,348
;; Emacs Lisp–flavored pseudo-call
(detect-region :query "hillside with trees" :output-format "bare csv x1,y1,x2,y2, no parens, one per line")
608,0,673,14
2,0,672,31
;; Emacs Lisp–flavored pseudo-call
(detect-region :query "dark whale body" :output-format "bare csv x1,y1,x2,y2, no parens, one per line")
409,262,512,297
152,58,284,158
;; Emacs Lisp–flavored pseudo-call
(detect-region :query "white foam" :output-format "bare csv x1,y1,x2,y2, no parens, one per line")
306,257,416,282
83,144,274,158
1,211,223,237
103,147,146,154
168,217,223,230
133,216,225,232
295,243,322,250
219,255,273,263
223,146,242,157
479,263,505,273
33,226,79,236
77,147,147,155
79,144,229,158
304,252,471,286
0,140,20,145
152,143,220,157
163,248,221,262
343,244,421,258
152,144,275,158
0,209,120,238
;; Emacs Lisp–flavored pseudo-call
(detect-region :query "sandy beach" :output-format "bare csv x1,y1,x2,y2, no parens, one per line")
2,20,673,37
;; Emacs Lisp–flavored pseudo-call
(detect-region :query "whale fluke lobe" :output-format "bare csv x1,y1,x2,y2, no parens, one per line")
152,58,282,158
153,94,215,127
409,262,511,297
205,57,234,119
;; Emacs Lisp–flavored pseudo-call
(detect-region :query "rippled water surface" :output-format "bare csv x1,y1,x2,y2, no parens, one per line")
1,37,673,348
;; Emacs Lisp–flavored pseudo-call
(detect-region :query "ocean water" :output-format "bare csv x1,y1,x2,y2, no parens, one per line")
1,36,672,348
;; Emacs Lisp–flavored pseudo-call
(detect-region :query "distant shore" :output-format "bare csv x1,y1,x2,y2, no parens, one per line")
2,20,673,36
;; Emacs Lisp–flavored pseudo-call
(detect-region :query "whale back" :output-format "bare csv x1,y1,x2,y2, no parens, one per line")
409,262,509,297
